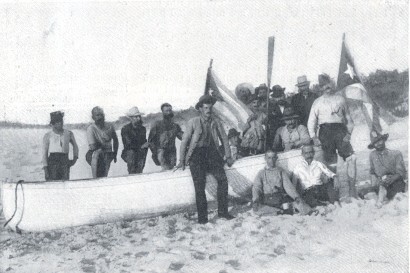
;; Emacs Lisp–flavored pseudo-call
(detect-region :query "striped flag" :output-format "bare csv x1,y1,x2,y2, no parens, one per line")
336,34,382,134
204,61,252,132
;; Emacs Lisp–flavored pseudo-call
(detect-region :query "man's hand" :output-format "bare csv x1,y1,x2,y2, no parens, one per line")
141,142,150,149
312,137,321,146
343,133,351,143
69,157,78,167
44,167,49,181
226,157,234,167
175,162,185,171
382,174,400,186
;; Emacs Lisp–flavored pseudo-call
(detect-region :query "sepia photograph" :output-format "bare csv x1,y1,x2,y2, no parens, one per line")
0,1,408,272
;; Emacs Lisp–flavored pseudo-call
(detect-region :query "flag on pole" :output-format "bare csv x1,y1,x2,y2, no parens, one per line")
204,60,252,131
336,34,382,134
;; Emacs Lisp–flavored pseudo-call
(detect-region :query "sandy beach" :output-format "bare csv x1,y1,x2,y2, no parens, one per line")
0,118,408,272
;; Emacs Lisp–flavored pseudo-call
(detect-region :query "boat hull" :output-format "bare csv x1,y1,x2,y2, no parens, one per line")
1,147,322,232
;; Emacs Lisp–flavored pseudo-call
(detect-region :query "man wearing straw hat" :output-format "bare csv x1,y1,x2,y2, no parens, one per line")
177,94,235,224
121,107,149,174
42,111,79,181
273,107,311,152
86,107,119,178
367,131,407,207
291,75,318,127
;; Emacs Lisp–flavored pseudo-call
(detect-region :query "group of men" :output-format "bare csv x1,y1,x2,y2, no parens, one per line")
42,73,407,224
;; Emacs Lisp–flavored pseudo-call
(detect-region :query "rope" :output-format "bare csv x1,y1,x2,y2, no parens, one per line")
3,180,24,229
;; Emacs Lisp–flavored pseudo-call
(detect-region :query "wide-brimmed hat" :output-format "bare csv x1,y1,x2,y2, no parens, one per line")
271,85,286,98
50,111,64,125
295,75,310,87
195,94,217,110
227,128,240,139
281,107,299,121
368,131,389,149
126,107,144,117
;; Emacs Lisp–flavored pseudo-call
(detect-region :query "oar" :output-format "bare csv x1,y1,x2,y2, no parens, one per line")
265,36,275,150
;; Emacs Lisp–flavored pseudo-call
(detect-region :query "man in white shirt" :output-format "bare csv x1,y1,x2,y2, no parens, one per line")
307,74,357,199
42,111,79,181
292,145,339,207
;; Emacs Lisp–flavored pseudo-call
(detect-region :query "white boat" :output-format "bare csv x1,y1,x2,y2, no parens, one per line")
1,147,323,232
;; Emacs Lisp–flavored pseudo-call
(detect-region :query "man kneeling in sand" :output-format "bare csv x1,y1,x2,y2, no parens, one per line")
292,144,339,207
252,150,312,215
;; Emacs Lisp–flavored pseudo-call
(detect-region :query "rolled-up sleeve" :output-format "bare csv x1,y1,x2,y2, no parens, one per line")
307,101,319,138
252,171,264,203
86,126,96,150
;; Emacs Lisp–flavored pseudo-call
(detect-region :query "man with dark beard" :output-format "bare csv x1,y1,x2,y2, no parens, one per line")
86,106,119,178
121,107,148,174
148,103,183,170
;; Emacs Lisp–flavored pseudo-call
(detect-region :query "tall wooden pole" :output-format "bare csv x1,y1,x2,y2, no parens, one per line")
265,36,275,149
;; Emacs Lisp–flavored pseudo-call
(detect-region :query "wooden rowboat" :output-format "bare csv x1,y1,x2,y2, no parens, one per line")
1,147,323,232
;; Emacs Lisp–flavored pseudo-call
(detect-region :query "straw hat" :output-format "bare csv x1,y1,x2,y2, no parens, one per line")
295,75,310,87
126,107,144,117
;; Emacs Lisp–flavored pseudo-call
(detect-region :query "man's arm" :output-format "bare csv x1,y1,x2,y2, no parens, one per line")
395,152,407,181
147,122,158,148
69,131,79,166
342,97,354,135
295,125,311,147
273,128,283,151
217,121,232,160
252,171,264,204
282,170,300,200
307,100,319,139
176,124,184,140
179,119,194,166
86,126,98,151
318,161,336,178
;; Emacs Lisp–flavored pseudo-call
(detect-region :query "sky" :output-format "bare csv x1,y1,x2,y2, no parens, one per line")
0,0,408,124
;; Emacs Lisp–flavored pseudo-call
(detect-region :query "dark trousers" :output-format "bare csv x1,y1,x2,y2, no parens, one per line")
319,123,354,165
189,146,229,222
124,149,147,174
47,153,70,181
302,180,339,207
386,179,406,200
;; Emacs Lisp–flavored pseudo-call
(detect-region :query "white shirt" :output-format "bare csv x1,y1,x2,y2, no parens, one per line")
307,94,347,138
293,159,336,189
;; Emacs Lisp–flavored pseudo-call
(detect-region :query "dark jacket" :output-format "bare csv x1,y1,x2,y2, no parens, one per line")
180,116,231,164
291,92,318,127
121,123,147,151
266,102,291,148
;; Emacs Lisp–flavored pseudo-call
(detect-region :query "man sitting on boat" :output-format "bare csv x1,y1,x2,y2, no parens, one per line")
367,131,407,208
252,150,312,216
308,74,357,199
177,94,235,224
292,144,339,207
266,85,290,150
273,107,311,152
219,128,247,161
86,106,119,178
121,107,149,174
42,111,79,181
147,103,183,170
241,94,267,155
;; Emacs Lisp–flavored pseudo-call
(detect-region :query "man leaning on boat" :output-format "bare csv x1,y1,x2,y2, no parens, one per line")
86,106,119,178
176,94,235,224
42,111,79,181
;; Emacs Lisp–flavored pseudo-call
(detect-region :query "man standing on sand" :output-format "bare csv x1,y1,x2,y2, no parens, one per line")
307,74,357,199
177,95,235,224
86,106,119,178
148,103,183,170
121,107,149,174
291,75,318,127
292,144,339,207
252,150,312,216
42,111,79,181
367,131,407,208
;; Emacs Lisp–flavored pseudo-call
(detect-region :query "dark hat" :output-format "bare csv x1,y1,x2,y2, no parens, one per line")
255,84,269,95
318,74,332,87
368,131,389,149
227,128,240,139
50,111,64,125
271,85,286,98
281,107,299,121
195,94,217,110
161,103,172,111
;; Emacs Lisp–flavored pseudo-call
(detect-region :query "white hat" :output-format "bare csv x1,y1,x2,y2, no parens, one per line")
126,107,144,117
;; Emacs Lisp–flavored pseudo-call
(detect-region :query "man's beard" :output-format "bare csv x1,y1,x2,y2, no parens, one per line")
164,113,174,119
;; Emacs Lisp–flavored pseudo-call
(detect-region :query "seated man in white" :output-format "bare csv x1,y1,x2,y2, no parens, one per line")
292,144,339,207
